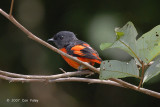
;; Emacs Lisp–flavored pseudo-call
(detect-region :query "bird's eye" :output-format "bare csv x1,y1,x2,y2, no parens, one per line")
60,36,64,40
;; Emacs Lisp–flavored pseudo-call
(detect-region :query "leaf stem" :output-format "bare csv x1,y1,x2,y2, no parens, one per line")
138,62,145,89
119,40,142,64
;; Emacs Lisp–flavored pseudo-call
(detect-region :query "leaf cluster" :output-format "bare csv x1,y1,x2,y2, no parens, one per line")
100,22,160,84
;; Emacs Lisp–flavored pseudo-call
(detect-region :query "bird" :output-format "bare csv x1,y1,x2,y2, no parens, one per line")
48,31,102,70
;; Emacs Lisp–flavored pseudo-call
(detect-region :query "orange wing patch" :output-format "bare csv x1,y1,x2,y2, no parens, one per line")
71,45,86,56
74,51,85,56
90,59,101,64
92,53,97,57
71,45,86,51
83,43,90,47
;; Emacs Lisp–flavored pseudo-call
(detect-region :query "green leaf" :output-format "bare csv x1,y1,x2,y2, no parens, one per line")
100,43,113,50
99,59,139,80
111,21,138,57
137,25,160,63
100,21,138,58
143,59,160,83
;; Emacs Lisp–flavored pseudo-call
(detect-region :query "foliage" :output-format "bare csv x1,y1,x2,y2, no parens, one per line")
100,22,160,84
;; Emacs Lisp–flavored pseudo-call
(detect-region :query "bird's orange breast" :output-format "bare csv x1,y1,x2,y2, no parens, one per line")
60,48,81,69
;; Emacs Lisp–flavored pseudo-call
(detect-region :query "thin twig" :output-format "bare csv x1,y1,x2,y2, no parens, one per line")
59,68,66,73
9,0,14,16
0,70,92,79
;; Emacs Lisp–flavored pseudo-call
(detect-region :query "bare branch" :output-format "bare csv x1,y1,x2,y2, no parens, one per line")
1,74,160,98
0,70,92,79
0,75,121,87
0,75,46,83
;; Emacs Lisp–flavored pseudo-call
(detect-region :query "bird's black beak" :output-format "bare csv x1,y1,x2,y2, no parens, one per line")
48,38,54,42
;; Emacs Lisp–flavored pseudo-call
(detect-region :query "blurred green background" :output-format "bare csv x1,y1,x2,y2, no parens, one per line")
0,0,160,107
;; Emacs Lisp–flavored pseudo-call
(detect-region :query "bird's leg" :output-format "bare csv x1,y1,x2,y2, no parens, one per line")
78,64,95,77
78,61,95,71
78,65,85,71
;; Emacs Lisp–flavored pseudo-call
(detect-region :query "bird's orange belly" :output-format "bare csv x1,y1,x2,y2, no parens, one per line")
61,55,81,69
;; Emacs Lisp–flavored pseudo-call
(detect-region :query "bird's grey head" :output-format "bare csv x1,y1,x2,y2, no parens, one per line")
48,31,78,49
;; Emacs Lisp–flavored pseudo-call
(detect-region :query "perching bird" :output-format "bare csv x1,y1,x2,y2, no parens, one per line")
48,31,102,70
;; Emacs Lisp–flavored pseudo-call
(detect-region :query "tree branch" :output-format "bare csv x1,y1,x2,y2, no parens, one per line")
1,72,160,98
1,6,160,99
0,74,122,87
0,70,93,79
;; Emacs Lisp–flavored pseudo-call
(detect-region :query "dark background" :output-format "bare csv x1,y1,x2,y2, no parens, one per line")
0,0,160,107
